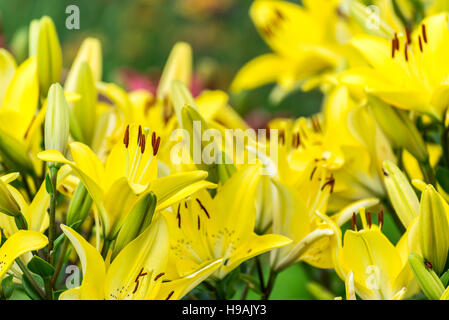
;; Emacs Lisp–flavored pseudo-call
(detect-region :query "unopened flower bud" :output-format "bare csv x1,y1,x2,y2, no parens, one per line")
382,160,419,228
66,183,93,228
45,83,70,167
112,192,157,259
418,185,449,275
409,252,445,300
29,16,62,96
369,99,428,163
0,179,21,217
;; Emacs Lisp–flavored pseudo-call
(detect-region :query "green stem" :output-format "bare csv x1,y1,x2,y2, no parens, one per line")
255,257,265,293
261,269,277,300
441,125,449,166
16,259,46,300
47,166,58,264
51,237,69,288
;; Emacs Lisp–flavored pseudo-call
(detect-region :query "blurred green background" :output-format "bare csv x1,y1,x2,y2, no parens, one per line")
0,0,322,128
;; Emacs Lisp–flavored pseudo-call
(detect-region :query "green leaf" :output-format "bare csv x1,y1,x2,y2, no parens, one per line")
436,167,449,194
27,256,55,278
441,270,449,287
22,272,44,300
45,173,54,194
1,275,14,299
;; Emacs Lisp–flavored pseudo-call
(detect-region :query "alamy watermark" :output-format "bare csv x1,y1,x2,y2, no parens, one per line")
169,123,279,176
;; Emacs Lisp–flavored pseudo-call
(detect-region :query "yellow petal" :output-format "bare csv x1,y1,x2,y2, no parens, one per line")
231,54,291,92
0,49,17,103
0,230,48,279
151,171,213,210
1,57,39,139
59,225,106,300
157,259,222,300
105,216,169,300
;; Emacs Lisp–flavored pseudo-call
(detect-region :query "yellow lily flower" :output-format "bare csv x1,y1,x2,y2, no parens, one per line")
269,166,379,272
0,167,73,236
333,208,416,300
231,0,345,96
0,230,48,279
59,216,221,300
38,124,215,239
343,12,449,119
163,165,292,280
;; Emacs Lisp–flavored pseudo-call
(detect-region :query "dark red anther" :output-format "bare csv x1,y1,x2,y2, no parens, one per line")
405,27,411,45
418,36,423,53
404,43,409,62
425,261,433,269
140,134,146,153
422,24,428,43
123,125,130,148
153,136,161,156
378,210,384,229
152,131,156,149
154,272,165,281
137,125,142,146
351,213,357,231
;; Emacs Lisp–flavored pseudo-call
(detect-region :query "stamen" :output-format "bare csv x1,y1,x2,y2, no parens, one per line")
279,130,285,145
154,272,165,281
166,291,174,300
197,216,201,230
418,36,423,53
196,198,210,218
378,210,384,230
152,131,156,149
153,136,161,156
405,27,411,45
138,125,142,146
394,33,400,51
310,166,317,181
425,261,433,269
422,24,428,43
382,168,389,177
140,134,146,153
351,213,357,231
177,204,181,228
123,125,130,148
404,43,409,62
275,9,284,20
321,175,335,193
133,267,148,294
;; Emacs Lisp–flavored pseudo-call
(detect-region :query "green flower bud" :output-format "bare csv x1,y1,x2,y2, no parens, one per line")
112,192,157,259
66,183,93,228
181,105,219,183
45,83,70,166
369,99,428,163
382,160,420,228
0,128,34,174
29,16,62,96
66,62,97,145
418,185,449,275
409,252,445,300
0,179,21,217
157,42,192,100
171,80,197,126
